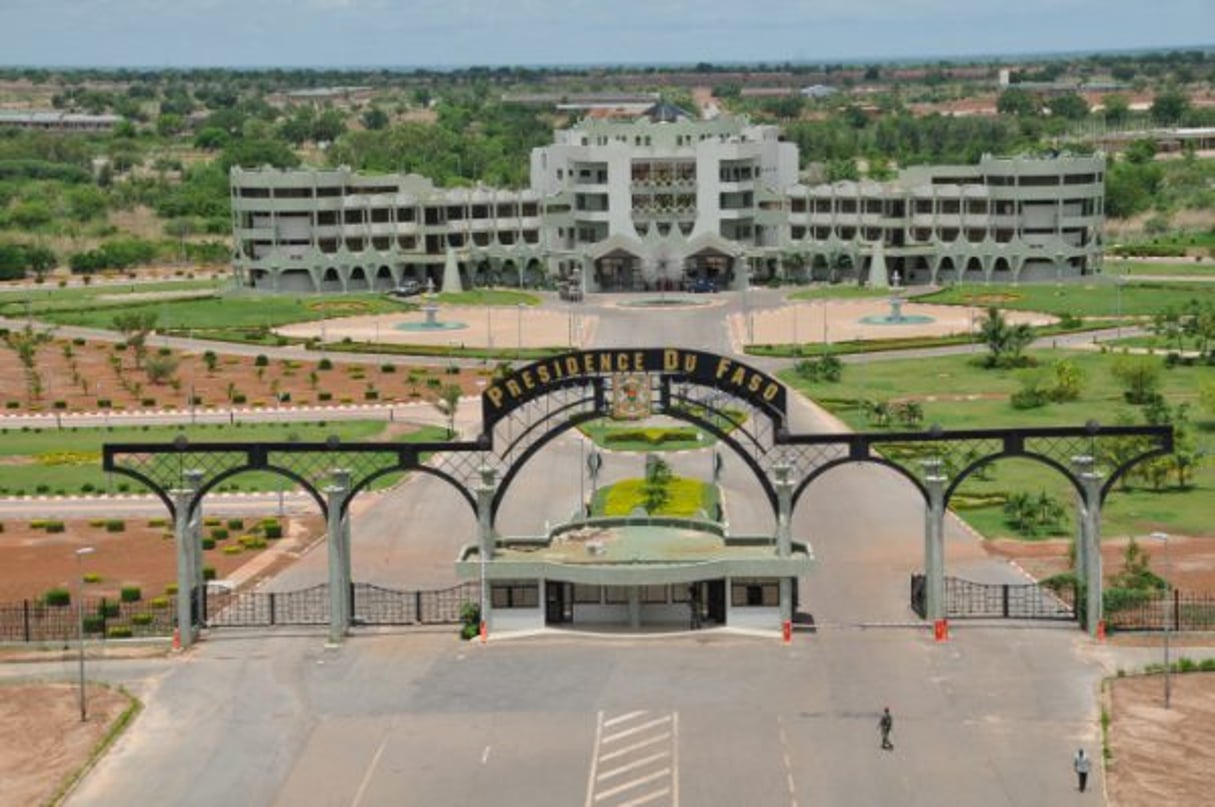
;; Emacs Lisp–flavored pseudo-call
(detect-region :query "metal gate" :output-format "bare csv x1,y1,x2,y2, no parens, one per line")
911,575,1077,622
202,582,478,628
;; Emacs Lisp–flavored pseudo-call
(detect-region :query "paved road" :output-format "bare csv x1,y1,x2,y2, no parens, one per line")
0,288,1130,805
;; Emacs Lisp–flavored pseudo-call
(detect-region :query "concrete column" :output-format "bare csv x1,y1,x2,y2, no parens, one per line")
773,463,793,626
1078,461,1105,635
476,466,498,635
341,508,353,628
628,587,641,629
184,470,205,597
922,459,947,621
172,488,197,649
1071,457,1091,586
325,469,351,645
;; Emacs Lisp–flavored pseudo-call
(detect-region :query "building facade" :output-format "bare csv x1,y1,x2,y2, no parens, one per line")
231,108,1106,293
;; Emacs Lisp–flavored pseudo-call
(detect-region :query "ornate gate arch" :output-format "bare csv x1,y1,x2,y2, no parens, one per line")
103,349,1172,646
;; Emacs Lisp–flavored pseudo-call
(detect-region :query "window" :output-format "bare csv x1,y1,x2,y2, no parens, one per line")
604,586,629,604
731,578,779,607
642,586,668,604
491,582,539,609
573,584,602,604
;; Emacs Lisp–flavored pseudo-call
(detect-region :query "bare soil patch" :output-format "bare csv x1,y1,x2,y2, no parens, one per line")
0,683,133,807
0,335,487,413
1106,672,1215,806
984,535,1215,592
0,516,322,603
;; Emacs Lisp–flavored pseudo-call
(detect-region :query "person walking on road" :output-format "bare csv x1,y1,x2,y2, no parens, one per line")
1074,748,1090,792
879,707,893,750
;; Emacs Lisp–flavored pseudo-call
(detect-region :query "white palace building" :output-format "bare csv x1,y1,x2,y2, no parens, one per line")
230,103,1107,294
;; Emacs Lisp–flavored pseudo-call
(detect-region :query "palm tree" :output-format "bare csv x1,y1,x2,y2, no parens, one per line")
977,307,1033,368
433,383,463,438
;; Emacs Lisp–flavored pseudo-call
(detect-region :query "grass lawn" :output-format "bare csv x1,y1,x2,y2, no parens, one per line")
921,281,1214,317
786,286,896,301
0,420,449,496
35,292,417,332
1116,260,1215,278
781,348,1215,539
593,477,719,518
0,279,223,318
579,420,715,451
434,289,541,306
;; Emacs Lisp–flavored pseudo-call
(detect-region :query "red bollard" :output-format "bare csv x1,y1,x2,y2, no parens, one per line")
933,618,949,642
1096,620,1106,642
172,627,181,651
782,620,792,644
479,621,487,643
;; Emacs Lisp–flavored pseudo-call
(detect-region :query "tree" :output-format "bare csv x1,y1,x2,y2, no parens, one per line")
112,311,158,368
432,383,462,438
361,106,389,130
997,88,1040,117
1151,89,1190,123
977,307,1034,368
1049,93,1089,120
1111,354,1162,405
144,353,179,385
203,350,219,374
1102,94,1130,124
641,455,673,514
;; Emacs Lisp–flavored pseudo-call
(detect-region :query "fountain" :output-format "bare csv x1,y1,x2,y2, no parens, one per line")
396,275,468,332
859,270,935,325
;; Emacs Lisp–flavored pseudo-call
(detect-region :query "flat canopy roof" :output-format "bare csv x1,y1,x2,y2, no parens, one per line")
456,521,814,586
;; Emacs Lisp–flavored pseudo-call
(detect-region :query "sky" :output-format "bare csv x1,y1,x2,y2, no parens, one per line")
0,0,1211,69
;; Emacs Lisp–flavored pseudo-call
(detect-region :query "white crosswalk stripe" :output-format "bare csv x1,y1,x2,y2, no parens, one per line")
585,710,678,807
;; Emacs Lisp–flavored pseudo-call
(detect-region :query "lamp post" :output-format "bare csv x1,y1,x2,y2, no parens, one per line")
75,546,95,722
1150,531,1172,708
516,302,524,359
1115,269,1127,340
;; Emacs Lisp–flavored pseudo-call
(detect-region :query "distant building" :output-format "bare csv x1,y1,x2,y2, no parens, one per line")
800,84,838,99
0,110,121,132
231,110,1106,293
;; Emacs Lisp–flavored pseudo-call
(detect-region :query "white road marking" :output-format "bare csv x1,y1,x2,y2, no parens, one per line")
777,715,798,807
481,745,491,765
586,710,678,807
349,734,388,807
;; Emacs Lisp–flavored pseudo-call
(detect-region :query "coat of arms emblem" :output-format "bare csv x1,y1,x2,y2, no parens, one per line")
612,374,651,420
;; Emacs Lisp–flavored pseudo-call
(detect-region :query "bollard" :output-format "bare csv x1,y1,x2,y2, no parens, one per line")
933,618,949,642
1096,620,1106,642
479,621,487,643
172,627,181,651
782,620,792,644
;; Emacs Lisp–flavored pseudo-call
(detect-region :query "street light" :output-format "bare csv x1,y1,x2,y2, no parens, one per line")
75,546,95,722
1150,531,1172,708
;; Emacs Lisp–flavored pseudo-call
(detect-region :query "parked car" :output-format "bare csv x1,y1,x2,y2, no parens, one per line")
389,280,423,297
687,277,717,293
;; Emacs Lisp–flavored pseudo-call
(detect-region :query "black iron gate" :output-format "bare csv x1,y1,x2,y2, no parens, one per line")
202,582,477,628
911,574,1077,622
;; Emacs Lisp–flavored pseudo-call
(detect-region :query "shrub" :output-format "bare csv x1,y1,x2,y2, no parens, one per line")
82,614,106,634
202,566,216,581
98,600,120,617
130,613,154,626
147,518,166,528
318,358,333,370
148,596,170,609
239,535,267,549
164,583,178,595
105,519,126,532
44,588,71,606
226,518,244,530
44,521,65,533
82,572,103,584
210,527,229,540
380,363,396,373
318,392,332,401
107,626,133,639
254,354,269,367
120,586,141,603
263,522,283,540
96,398,111,408
222,544,243,555
232,394,247,404
201,537,216,550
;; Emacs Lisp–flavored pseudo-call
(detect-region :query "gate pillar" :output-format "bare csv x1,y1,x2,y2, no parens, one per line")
922,459,947,621
476,466,498,636
172,485,198,649
1070,457,1090,586
773,463,794,625
325,469,352,644
1076,457,1105,635
184,470,205,599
